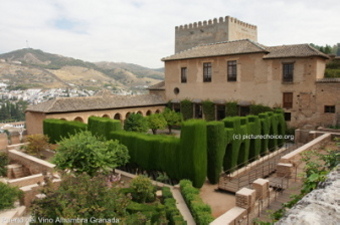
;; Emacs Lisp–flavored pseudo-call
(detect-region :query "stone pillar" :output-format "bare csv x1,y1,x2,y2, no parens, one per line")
276,163,293,178
236,188,256,209
252,178,269,199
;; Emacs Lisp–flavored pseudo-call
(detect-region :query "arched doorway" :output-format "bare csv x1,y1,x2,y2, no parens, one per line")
114,113,121,120
137,111,143,116
74,117,84,123
102,114,110,118
125,112,131,120
155,109,160,114
146,110,152,116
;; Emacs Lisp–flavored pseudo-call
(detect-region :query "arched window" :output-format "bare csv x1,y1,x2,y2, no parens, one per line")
74,117,84,123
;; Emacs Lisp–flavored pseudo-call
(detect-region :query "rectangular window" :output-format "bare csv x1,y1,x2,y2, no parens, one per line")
203,63,212,82
282,63,294,83
283,92,293,109
227,60,237,82
181,67,187,83
284,112,291,121
324,105,335,113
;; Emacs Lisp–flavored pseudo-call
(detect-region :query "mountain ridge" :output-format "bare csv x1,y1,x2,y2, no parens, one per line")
0,48,164,91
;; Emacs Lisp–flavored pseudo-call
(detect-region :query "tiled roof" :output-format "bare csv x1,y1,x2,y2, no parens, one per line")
263,44,329,59
162,39,329,61
26,94,166,113
162,39,268,61
316,78,340,83
148,81,165,90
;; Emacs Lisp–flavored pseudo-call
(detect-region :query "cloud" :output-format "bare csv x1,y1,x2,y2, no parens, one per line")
0,0,339,68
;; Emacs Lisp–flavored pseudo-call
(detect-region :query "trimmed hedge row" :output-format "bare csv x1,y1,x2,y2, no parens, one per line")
206,110,286,180
162,187,187,225
179,180,214,225
180,100,193,120
202,100,215,121
43,119,87,143
206,121,226,184
88,116,121,139
110,119,207,188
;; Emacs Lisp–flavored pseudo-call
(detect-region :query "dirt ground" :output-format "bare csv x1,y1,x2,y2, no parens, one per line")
199,180,236,218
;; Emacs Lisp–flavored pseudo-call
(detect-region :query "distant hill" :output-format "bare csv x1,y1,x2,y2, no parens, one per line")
0,48,164,91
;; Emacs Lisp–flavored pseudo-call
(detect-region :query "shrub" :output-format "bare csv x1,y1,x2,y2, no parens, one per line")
180,99,193,120
22,134,50,158
225,102,238,116
202,100,215,121
0,152,9,176
130,175,156,203
124,113,148,133
53,131,129,176
0,182,22,210
179,180,213,225
162,187,186,225
250,104,272,115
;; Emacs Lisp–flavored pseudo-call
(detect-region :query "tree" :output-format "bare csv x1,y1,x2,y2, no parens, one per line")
30,173,130,221
22,134,50,158
53,131,129,176
162,108,182,134
130,175,156,203
0,182,22,210
147,113,167,134
124,113,148,133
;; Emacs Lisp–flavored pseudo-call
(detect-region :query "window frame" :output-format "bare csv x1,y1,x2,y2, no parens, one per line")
324,105,335,113
181,67,187,83
203,62,212,82
282,63,294,83
227,60,237,82
283,92,293,109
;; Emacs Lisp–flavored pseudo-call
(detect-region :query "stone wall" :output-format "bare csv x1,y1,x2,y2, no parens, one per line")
277,166,340,225
7,149,55,175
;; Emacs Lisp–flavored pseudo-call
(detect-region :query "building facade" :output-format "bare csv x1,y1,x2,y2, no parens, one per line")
162,17,340,128
25,93,165,134
25,16,340,134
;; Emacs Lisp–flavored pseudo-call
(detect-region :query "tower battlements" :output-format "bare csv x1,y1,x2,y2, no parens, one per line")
175,16,257,31
175,16,258,53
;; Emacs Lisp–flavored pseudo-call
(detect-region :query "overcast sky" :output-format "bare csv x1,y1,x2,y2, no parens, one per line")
0,0,339,68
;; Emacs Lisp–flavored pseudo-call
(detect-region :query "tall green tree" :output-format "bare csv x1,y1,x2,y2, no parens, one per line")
30,174,130,222
124,113,148,133
53,131,129,176
147,113,167,134
162,108,182,134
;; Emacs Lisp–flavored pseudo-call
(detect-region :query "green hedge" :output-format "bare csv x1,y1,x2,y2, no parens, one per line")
247,115,262,161
179,180,214,225
162,187,186,225
206,121,226,184
110,120,207,188
225,102,238,117
110,131,181,179
202,100,215,121
250,104,272,115
180,100,193,120
222,117,244,171
88,116,121,139
43,119,87,144
179,120,207,188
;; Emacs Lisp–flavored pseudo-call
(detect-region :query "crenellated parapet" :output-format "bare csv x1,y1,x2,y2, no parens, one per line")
175,16,258,53
175,16,257,31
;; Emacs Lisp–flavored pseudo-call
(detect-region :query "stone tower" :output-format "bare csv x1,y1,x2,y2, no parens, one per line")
175,16,258,53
